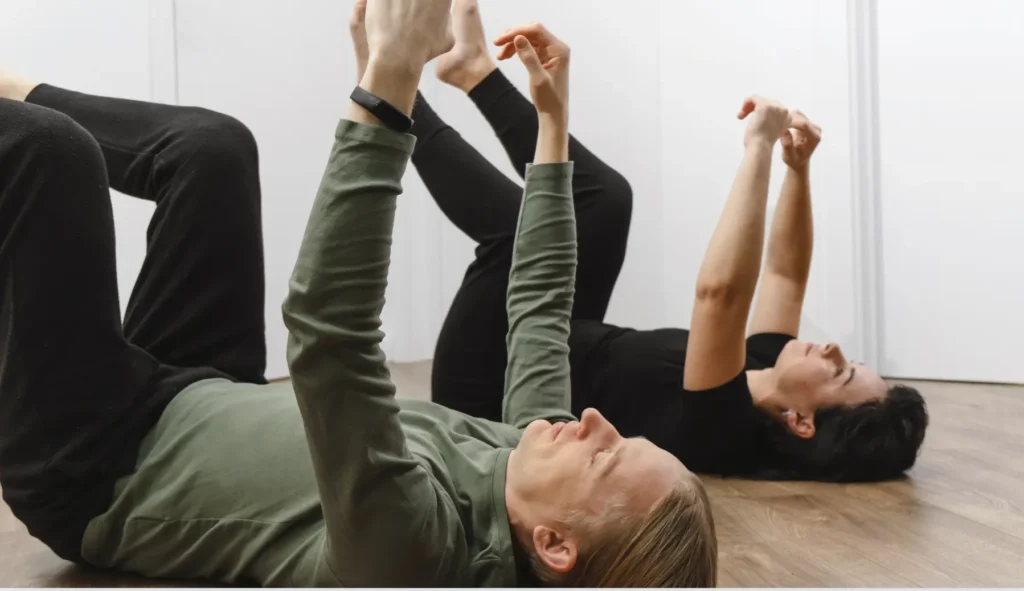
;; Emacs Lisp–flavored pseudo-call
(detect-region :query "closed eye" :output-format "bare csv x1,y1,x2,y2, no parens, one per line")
842,367,857,387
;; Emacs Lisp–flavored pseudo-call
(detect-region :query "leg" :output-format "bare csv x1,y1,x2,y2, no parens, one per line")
25,84,267,383
0,99,209,562
436,0,633,321
411,93,524,242
410,94,520,420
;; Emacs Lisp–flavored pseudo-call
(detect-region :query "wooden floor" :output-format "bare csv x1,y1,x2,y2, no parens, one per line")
2,363,1023,587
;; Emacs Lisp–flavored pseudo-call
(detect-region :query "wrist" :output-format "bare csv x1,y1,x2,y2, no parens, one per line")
538,111,569,132
358,56,424,115
744,137,775,156
535,114,570,164
787,163,811,177
365,52,424,80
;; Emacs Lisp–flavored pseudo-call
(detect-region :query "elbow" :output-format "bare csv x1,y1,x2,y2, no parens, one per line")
763,264,810,287
694,280,745,306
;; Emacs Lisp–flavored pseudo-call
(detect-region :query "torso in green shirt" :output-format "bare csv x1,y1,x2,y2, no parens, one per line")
83,378,521,586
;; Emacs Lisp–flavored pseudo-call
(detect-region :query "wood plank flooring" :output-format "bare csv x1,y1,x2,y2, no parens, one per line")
2,363,1022,587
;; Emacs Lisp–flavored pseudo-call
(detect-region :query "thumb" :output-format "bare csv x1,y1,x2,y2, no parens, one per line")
514,35,545,78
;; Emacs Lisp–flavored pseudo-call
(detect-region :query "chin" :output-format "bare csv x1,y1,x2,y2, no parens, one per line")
519,419,550,447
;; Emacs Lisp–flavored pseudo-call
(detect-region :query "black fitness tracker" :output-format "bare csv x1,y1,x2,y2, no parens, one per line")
350,86,414,133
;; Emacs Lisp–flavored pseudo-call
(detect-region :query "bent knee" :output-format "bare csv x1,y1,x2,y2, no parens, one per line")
581,171,633,242
602,171,633,219
169,108,259,168
0,101,104,173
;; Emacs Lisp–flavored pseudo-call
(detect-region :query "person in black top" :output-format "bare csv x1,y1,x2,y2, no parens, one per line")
413,0,928,482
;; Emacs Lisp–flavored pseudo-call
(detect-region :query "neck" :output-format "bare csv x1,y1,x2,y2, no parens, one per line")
746,368,778,410
505,453,539,580
506,502,541,585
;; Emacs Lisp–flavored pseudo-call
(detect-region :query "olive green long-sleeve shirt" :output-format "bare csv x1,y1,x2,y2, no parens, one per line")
79,120,577,587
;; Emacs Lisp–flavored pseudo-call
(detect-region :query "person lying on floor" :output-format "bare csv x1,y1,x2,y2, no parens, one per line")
0,0,720,587
412,0,928,484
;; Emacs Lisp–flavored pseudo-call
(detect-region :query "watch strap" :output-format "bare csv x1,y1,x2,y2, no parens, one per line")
350,86,414,133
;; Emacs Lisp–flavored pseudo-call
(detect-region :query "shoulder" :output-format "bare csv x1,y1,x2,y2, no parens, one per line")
681,372,752,405
653,373,760,472
685,374,761,468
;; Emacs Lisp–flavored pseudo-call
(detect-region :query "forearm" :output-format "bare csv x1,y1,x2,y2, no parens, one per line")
695,141,774,298
764,167,813,284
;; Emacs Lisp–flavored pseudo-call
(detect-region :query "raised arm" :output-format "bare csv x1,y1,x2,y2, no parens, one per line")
281,4,464,585
683,97,793,391
749,112,822,337
490,23,578,428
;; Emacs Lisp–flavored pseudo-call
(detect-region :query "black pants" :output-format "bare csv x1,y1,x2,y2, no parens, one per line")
413,69,633,421
0,87,267,563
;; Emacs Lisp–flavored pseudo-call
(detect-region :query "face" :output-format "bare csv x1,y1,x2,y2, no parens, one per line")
507,408,687,524
769,340,888,435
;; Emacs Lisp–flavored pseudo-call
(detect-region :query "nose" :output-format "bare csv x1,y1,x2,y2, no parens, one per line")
821,342,846,363
579,408,621,442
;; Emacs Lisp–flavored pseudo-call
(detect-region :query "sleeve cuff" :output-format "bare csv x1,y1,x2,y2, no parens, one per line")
335,119,417,155
525,161,575,181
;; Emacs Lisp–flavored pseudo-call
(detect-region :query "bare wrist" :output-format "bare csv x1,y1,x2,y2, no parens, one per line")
745,137,775,154
535,115,570,164
538,111,569,132
787,163,811,177
357,57,423,116
365,52,424,80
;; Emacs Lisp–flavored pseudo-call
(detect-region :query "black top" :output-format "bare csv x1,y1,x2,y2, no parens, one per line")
568,319,795,475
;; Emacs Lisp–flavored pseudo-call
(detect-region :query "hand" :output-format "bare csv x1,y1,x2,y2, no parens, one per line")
349,0,369,82
738,95,792,150
364,0,456,74
494,22,570,121
780,110,822,172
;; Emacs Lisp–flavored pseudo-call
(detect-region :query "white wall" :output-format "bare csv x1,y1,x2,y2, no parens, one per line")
877,0,1024,383
12,0,1015,384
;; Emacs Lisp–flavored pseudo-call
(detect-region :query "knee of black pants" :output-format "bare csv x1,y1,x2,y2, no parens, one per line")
604,170,634,224
582,170,633,252
0,102,106,197
164,109,260,190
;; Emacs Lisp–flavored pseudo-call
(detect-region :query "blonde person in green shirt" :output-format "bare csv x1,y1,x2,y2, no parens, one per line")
0,0,715,586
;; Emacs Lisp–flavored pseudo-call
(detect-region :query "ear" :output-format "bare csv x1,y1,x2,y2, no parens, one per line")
783,410,816,439
532,524,578,574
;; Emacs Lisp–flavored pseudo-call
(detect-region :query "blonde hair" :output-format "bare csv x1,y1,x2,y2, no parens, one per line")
532,472,718,587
